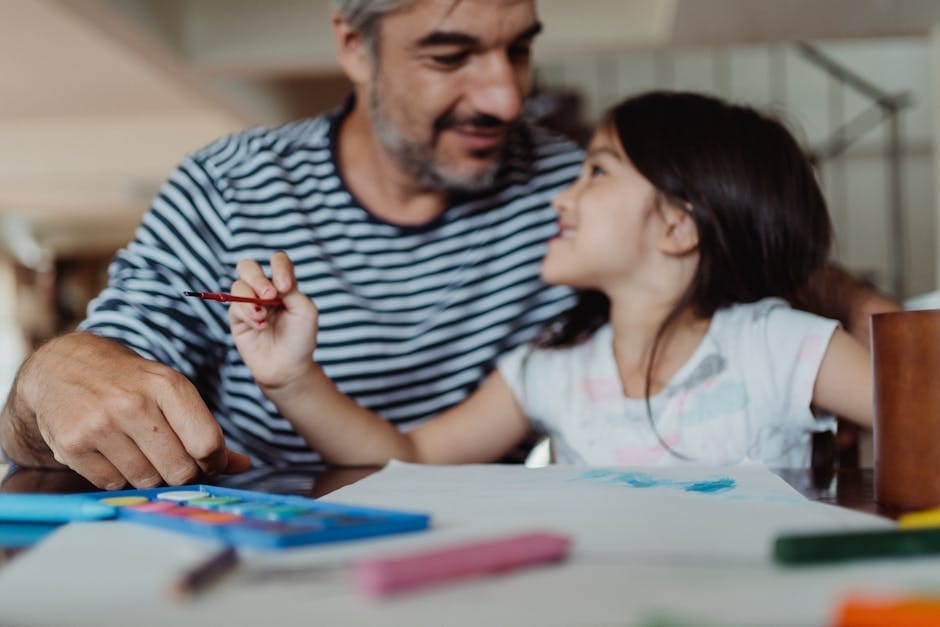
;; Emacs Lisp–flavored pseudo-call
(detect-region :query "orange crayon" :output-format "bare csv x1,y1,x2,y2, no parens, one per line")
833,595,940,627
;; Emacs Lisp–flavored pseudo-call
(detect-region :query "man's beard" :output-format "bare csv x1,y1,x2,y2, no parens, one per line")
368,86,507,194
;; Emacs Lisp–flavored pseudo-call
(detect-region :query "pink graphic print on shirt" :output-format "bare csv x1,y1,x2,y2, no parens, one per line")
794,334,825,406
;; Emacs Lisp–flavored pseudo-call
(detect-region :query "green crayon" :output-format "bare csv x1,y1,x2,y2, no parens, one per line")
774,526,940,565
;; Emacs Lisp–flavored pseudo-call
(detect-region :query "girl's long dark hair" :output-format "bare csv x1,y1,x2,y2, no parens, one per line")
534,91,833,457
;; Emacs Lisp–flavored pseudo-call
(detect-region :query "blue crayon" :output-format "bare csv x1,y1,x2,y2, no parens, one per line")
0,494,117,523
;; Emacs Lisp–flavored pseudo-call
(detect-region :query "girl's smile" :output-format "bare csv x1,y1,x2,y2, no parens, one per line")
542,125,663,291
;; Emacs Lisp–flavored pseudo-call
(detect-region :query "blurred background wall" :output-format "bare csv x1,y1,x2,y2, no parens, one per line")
2,0,940,403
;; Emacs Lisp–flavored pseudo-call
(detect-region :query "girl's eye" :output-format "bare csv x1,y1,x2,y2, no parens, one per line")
588,164,606,177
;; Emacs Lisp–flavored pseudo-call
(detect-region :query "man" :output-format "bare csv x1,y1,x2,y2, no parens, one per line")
0,0,893,489
0,0,582,489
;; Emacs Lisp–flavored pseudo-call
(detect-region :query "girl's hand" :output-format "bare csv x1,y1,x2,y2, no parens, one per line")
228,251,319,389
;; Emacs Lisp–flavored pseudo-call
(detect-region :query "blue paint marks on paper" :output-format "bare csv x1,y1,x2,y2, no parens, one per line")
606,472,661,488
684,477,736,493
573,470,736,494
579,469,614,481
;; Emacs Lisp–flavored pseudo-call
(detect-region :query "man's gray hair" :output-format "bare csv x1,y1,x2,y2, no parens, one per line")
330,0,415,57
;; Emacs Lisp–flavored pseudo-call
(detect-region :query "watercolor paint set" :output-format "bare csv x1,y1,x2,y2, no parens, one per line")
84,485,431,549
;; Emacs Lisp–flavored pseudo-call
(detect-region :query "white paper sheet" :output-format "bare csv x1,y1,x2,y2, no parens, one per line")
322,462,889,562
2,463,930,627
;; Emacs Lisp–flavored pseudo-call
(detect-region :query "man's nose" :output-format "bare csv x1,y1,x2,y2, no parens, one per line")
465,52,527,124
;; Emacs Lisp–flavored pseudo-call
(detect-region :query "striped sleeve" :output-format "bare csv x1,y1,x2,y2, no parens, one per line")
79,154,236,377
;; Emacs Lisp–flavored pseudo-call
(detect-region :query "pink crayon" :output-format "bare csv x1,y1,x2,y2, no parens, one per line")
353,531,571,598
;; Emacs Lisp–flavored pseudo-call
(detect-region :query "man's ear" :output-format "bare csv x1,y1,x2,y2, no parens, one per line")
332,12,372,85
659,204,699,256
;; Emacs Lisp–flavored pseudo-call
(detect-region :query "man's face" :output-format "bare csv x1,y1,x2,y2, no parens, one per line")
366,0,539,193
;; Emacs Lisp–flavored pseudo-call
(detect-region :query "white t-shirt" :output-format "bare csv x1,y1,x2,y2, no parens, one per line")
498,298,839,467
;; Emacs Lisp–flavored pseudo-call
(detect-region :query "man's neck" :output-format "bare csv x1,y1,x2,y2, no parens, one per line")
336,104,449,226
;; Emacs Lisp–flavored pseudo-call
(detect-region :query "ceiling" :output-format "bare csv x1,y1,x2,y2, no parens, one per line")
2,0,940,258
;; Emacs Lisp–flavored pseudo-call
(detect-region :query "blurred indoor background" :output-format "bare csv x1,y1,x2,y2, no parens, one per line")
2,0,940,419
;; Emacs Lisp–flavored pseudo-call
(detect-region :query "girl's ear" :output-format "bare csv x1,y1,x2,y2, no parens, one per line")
332,12,372,85
659,203,699,256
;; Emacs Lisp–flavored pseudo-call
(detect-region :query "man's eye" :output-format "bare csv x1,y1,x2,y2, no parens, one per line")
430,52,469,67
508,44,532,62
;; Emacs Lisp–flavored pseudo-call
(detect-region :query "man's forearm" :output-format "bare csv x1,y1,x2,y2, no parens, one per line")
0,353,62,468
791,263,901,346
845,290,902,348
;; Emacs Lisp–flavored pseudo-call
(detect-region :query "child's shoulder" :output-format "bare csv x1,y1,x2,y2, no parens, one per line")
714,297,790,326
713,297,839,343
506,324,612,370
719,296,847,324
497,325,612,402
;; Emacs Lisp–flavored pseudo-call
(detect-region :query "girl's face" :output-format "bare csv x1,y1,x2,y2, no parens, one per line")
542,125,663,291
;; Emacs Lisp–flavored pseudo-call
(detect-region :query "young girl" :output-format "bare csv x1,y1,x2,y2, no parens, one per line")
228,91,872,468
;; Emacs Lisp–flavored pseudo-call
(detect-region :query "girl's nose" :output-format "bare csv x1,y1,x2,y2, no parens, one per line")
552,183,575,215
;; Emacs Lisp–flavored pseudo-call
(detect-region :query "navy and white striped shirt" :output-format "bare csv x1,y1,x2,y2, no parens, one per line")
80,104,583,465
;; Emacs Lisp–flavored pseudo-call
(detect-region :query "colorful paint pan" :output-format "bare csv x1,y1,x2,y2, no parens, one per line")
77,485,430,550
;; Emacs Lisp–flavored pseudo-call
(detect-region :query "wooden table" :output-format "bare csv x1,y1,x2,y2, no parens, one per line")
776,467,878,514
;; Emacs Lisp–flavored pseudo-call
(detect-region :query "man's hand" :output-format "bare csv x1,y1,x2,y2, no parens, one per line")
0,332,250,490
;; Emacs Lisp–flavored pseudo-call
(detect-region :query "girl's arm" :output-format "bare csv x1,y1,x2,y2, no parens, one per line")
229,253,531,466
811,328,873,428
265,366,531,466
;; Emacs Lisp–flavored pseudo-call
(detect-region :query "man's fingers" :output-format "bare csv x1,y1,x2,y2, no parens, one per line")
147,367,230,477
41,405,151,490
55,450,127,491
224,450,252,474
95,434,165,489
127,418,201,486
